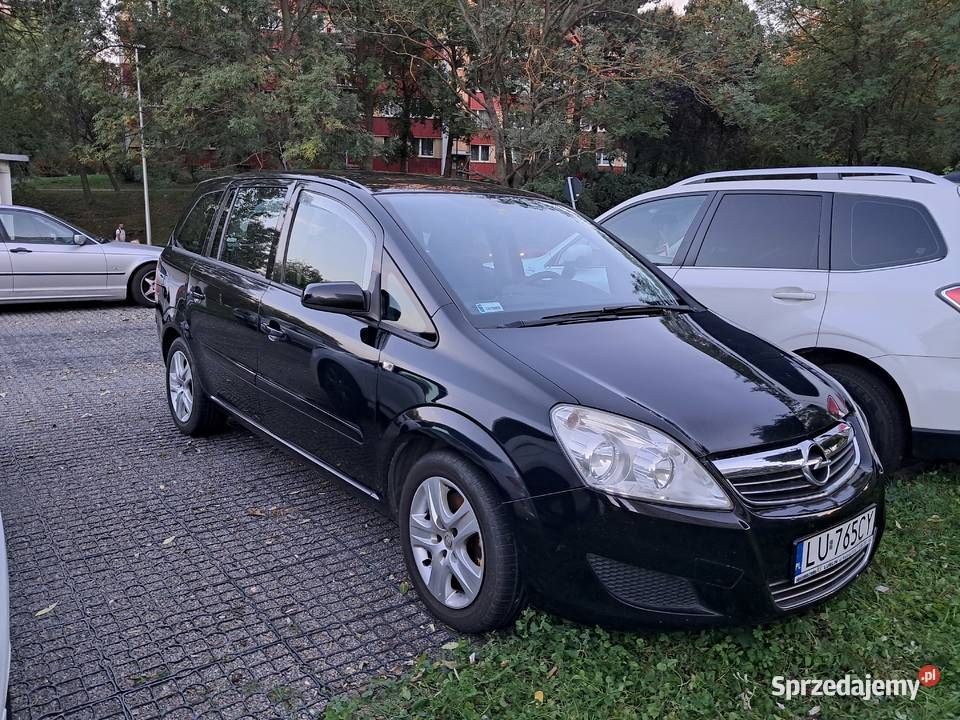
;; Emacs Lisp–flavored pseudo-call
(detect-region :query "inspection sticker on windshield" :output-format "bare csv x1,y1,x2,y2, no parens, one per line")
793,506,876,583
475,302,504,314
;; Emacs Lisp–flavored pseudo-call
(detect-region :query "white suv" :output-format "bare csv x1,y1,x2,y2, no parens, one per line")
597,167,960,470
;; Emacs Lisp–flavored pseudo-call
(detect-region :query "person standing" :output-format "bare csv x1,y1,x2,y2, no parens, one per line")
114,223,127,242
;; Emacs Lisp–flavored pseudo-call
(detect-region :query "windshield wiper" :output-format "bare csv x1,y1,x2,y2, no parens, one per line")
503,303,694,328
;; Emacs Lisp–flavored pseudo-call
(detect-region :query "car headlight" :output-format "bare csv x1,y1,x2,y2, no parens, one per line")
550,404,732,509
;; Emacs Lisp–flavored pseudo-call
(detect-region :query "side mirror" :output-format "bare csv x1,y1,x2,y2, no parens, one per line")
73,234,87,246
301,281,368,314
564,176,583,210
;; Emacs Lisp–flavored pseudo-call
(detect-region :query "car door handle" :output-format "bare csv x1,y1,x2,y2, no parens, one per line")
9,247,31,253
259,320,287,342
188,287,205,302
772,288,817,301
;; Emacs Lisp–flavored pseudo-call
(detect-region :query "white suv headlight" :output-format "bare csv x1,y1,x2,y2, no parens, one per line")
550,404,732,509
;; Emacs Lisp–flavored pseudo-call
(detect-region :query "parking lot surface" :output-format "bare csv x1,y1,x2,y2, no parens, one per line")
0,304,449,718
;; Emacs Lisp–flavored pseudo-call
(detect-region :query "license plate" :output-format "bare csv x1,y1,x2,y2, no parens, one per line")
793,506,876,583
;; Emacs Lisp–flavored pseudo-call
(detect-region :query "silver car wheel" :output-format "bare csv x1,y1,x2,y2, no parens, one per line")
168,350,194,423
409,475,484,609
141,270,157,304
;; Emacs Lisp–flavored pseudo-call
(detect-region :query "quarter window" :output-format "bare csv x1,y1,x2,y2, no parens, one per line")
696,193,821,270
220,186,286,276
175,191,223,254
0,211,75,245
283,191,375,290
602,194,707,265
831,194,945,270
381,253,435,339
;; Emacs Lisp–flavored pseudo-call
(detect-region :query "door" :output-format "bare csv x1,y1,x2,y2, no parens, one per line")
185,185,289,421
257,188,382,491
0,209,106,299
673,192,830,350
0,238,11,299
600,192,712,279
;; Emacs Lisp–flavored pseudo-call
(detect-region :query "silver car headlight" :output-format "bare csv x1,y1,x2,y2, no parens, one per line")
550,404,732,509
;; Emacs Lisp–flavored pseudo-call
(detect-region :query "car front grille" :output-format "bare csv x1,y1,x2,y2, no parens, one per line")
712,423,861,507
768,537,874,610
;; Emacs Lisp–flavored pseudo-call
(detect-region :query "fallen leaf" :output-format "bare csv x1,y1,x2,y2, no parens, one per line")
534,690,544,703
927,515,943,523
34,603,58,617
808,706,821,717
441,641,459,651
399,580,410,595
469,652,476,664
547,665,558,678
895,520,903,530
246,508,266,518
875,585,890,593
161,536,176,546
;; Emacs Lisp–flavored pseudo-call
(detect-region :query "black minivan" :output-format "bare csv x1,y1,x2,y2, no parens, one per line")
156,172,884,632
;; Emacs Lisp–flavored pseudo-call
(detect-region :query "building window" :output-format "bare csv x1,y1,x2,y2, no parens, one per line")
416,138,436,158
470,144,493,163
596,150,619,166
372,136,387,155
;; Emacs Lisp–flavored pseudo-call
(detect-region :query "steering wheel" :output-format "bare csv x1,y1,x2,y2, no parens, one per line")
524,270,561,283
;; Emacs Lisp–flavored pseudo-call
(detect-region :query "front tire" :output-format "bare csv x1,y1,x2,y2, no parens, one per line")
130,264,158,307
165,338,224,436
399,450,524,633
822,362,907,472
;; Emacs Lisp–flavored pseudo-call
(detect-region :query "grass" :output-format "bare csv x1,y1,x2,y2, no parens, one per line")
326,467,960,719
12,184,193,245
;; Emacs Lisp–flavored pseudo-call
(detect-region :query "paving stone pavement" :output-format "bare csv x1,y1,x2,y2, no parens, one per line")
0,303,451,719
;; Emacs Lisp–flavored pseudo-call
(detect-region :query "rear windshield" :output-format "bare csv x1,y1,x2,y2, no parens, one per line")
379,193,681,327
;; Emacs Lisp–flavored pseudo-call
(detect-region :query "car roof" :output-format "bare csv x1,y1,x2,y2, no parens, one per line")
195,170,543,199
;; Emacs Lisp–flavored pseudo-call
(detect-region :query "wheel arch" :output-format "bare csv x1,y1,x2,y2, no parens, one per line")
381,406,531,518
127,260,158,297
795,346,912,431
161,326,181,361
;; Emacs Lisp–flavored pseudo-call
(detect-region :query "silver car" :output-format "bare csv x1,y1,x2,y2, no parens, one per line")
0,205,161,306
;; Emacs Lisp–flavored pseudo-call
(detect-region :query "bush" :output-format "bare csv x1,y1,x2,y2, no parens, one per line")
522,172,671,217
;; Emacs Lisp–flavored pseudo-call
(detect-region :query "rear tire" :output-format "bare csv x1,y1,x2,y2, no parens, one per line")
130,264,157,307
399,450,524,633
821,362,907,472
165,338,224,436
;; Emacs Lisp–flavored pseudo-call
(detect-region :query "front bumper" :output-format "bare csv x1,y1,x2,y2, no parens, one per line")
508,461,884,629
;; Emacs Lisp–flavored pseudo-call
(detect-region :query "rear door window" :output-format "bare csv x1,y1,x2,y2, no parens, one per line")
602,194,708,264
174,191,223,254
831,194,945,270
219,186,287,276
695,193,822,269
0,211,75,245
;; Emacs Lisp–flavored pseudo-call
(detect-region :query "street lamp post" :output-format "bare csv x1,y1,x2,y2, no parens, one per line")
133,46,152,245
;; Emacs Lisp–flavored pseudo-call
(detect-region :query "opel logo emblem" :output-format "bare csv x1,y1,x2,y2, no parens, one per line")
800,441,831,486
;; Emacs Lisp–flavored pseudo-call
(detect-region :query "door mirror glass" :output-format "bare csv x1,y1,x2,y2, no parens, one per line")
302,281,367,313
73,234,86,246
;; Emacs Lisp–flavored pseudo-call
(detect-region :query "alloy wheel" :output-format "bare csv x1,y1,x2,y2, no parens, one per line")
408,475,484,609
141,270,157,304
168,350,194,423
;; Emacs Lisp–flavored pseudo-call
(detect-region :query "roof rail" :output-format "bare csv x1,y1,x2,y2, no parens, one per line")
673,167,953,187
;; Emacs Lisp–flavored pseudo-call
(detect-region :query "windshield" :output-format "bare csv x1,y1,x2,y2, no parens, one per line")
380,193,682,327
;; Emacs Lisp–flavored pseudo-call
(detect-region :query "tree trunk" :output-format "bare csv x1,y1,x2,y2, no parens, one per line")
78,166,92,205
362,97,375,171
103,161,120,191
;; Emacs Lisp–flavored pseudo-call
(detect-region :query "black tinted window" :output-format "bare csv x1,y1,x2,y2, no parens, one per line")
381,253,435,338
220,186,286,276
283,191,375,290
175,191,222,253
696,194,821,269
831,194,945,270
603,194,707,264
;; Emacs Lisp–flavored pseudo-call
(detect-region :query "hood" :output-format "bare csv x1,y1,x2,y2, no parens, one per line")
100,241,162,257
481,310,840,456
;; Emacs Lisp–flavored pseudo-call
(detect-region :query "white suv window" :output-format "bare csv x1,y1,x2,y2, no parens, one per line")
602,194,707,265
695,193,821,270
830,194,945,270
